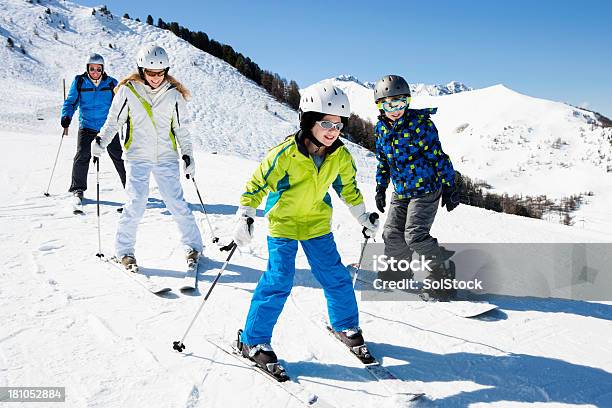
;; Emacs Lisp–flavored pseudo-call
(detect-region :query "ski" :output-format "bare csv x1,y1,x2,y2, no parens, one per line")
203,336,334,407
317,316,424,401
349,264,498,318
288,292,424,401
180,256,199,292
103,256,172,295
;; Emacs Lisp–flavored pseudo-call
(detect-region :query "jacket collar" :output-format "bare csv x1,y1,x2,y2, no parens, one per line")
128,80,172,104
81,72,109,84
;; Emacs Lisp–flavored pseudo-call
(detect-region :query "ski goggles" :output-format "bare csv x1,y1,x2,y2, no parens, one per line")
316,120,344,131
143,69,166,77
377,96,411,112
88,66,103,73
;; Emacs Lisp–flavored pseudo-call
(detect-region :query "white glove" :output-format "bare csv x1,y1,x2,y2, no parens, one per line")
349,202,379,238
91,139,105,158
182,155,196,178
233,206,256,247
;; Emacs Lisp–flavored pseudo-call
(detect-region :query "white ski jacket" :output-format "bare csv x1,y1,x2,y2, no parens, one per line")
97,78,193,163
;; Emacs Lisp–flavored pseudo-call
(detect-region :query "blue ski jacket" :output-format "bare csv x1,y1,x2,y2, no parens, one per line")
375,108,455,198
61,73,117,131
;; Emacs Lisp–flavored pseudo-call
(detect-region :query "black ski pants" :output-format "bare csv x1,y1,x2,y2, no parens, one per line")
69,128,126,193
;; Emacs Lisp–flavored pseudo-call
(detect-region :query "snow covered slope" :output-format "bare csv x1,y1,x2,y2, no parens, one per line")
1,118,612,408
322,76,612,233
0,0,371,166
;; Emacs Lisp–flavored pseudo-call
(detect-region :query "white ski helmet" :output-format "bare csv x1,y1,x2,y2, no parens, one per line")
136,45,170,69
299,82,350,118
87,53,105,67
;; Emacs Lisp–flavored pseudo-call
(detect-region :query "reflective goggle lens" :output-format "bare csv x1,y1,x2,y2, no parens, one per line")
377,97,410,112
317,120,344,131
144,69,166,77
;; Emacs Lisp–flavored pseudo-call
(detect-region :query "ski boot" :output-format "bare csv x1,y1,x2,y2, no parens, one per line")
71,190,84,214
73,190,84,202
332,327,375,364
120,254,138,273
235,329,289,382
421,247,456,302
186,248,199,269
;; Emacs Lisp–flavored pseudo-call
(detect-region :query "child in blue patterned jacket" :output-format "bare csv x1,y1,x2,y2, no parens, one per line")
373,74,461,300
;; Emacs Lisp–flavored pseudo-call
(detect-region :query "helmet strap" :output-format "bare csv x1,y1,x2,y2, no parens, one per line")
306,131,325,148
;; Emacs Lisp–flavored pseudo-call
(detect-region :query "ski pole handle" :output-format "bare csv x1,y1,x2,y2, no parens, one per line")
62,79,69,136
182,154,191,179
220,217,254,252
362,212,379,239
93,137,101,164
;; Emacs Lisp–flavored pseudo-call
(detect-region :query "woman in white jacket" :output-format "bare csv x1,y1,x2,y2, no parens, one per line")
92,44,202,270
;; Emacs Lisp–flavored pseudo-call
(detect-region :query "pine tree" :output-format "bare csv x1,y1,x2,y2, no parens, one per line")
286,81,300,110
123,13,130,19
146,15,153,25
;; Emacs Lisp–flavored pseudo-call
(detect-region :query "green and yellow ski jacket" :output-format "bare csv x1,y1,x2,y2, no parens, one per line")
240,132,364,240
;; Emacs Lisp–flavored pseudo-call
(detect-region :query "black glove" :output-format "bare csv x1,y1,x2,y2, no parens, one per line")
441,172,462,212
61,116,71,128
375,185,386,213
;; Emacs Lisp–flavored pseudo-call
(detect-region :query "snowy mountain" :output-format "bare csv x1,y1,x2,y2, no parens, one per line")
0,0,380,170
1,1,612,407
334,75,472,96
320,77,612,233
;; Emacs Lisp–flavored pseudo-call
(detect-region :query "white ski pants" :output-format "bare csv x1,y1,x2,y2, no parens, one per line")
115,160,203,257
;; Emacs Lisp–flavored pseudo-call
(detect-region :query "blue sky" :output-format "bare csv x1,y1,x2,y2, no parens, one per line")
78,0,612,117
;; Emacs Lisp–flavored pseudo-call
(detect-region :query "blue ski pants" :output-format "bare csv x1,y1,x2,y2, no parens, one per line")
241,233,359,345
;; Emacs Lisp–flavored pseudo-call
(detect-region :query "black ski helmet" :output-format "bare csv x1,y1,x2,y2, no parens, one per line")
374,75,411,102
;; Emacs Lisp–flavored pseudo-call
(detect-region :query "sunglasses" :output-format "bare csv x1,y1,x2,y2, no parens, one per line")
377,97,411,112
144,69,166,78
88,67,103,73
316,120,344,131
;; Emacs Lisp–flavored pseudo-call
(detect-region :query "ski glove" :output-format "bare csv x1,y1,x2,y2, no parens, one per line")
91,139,105,158
375,185,386,213
182,155,196,179
441,171,462,212
61,116,71,129
349,202,380,238
233,206,256,247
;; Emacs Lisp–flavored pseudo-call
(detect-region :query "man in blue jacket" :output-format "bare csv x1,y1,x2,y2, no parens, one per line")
61,53,126,203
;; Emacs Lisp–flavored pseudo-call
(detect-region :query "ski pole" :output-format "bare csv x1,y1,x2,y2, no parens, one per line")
44,79,68,197
352,212,379,289
173,219,252,352
94,154,104,259
182,155,219,243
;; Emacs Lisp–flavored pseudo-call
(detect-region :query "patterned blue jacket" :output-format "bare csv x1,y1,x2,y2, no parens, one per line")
375,108,455,198
61,73,117,132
